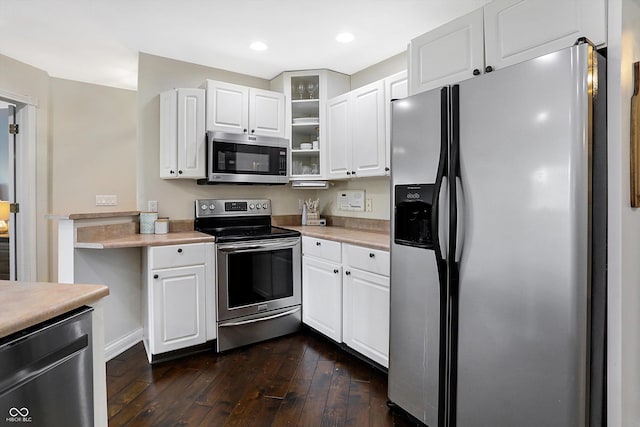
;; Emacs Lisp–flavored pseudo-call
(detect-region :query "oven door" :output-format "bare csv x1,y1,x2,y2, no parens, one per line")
208,131,288,184
217,237,301,321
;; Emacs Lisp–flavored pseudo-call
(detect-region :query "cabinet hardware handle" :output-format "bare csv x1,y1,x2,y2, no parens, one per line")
170,170,175,174
153,274,158,279
243,129,247,133
333,269,339,274
473,68,481,76
345,271,351,276
485,65,494,73
369,253,375,258
251,129,255,133
385,167,390,172
346,171,351,176
352,171,356,175
177,248,183,253
178,170,183,175
316,242,321,246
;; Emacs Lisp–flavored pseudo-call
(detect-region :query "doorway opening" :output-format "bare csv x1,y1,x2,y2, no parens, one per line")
0,101,16,280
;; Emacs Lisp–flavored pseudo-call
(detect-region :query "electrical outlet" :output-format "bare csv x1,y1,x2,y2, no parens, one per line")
365,198,372,212
148,200,158,213
95,195,117,206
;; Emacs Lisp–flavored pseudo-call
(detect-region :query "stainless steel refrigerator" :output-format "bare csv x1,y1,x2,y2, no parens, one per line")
388,41,607,427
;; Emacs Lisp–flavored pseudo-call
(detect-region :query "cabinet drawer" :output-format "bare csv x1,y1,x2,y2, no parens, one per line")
343,244,389,276
150,243,206,269
302,236,342,263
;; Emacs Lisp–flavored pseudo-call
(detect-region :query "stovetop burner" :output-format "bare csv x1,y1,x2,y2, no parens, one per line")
194,198,300,243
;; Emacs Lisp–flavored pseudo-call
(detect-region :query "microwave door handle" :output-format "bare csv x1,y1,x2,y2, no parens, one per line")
218,307,301,327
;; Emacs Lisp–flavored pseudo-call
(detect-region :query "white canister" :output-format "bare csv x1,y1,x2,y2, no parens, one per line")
139,212,158,234
154,219,169,234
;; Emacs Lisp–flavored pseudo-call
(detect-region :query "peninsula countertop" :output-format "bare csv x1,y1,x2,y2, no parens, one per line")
0,281,109,339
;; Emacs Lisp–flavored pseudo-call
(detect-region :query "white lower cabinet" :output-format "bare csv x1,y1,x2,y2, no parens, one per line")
342,244,390,367
301,237,390,367
302,255,343,342
143,243,214,361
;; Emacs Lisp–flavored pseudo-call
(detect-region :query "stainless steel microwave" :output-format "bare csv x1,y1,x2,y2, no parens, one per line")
204,131,289,184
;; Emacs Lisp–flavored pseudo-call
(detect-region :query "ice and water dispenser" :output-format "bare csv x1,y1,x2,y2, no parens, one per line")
394,184,435,249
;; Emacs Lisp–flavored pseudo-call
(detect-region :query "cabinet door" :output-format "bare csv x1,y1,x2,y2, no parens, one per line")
249,88,285,138
159,90,178,178
206,80,249,133
351,80,386,178
152,264,206,354
176,88,205,178
326,93,352,180
302,256,342,342
343,267,390,367
409,8,484,95
385,71,408,175
484,0,606,71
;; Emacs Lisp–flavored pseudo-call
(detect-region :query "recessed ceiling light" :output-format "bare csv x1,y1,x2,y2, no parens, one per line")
250,41,268,51
336,32,355,43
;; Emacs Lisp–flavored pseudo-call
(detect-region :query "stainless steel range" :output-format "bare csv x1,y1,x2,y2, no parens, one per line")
195,199,301,352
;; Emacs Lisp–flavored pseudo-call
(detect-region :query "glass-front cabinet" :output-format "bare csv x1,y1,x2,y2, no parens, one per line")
271,70,350,181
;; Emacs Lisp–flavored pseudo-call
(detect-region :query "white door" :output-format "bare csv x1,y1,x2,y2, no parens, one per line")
351,81,385,178
385,71,408,174
326,93,352,180
153,264,206,353
302,256,342,342
343,268,390,367
176,88,205,178
249,88,285,137
483,0,606,71
409,8,484,95
206,80,249,134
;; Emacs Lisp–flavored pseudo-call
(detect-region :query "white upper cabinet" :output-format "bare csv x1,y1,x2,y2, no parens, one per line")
326,80,386,180
409,8,484,96
206,80,285,138
384,71,408,175
326,93,352,179
484,0,606,71
159,88,205,179
409,0,606,95
351,81,386,177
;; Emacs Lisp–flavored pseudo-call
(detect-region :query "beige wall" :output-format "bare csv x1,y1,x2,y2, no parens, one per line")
0,53,50,281
137,53,314,219
350,51,407,90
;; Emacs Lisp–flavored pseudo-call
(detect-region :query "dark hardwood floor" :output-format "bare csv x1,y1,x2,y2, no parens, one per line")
106,328,419,426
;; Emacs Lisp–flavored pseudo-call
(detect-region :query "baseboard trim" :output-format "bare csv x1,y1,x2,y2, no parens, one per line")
104,328,143,361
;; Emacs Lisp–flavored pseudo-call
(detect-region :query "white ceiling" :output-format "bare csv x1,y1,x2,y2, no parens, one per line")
0,0,491,91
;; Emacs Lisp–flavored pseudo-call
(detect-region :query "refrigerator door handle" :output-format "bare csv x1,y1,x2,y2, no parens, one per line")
438,176,449,260
455,176,465,262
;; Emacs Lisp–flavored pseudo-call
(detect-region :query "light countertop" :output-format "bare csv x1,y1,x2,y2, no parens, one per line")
75,231,215,249
0,281,109,339
284,226,390,251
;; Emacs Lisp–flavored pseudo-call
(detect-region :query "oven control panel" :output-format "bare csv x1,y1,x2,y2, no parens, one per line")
195,199,272,217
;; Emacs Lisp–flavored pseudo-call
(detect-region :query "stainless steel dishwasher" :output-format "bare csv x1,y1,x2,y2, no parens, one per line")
0,306,93,426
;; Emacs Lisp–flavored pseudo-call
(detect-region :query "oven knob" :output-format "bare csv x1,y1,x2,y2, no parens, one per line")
262,203,269,209
249,204,255,210
200,204,208,211
209,204,216,210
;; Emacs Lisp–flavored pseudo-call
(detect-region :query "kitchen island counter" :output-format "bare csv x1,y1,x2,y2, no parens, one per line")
0,280,109,338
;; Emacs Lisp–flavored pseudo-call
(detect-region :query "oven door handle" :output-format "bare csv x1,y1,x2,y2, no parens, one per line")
217,239,300,253
218,307,301,327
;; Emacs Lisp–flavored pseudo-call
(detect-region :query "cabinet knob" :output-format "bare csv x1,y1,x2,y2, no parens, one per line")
345,271,351,276
385,167,390,172
473,68,481,76
346,171,351,176
170,170,175,175
316,241,321,246
369,253,375,258
251,129,255,134
485,66,494,73
177,248,183,254
153,274,159,279
178,170,183,175
333,269,339,274
243,129,247,133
